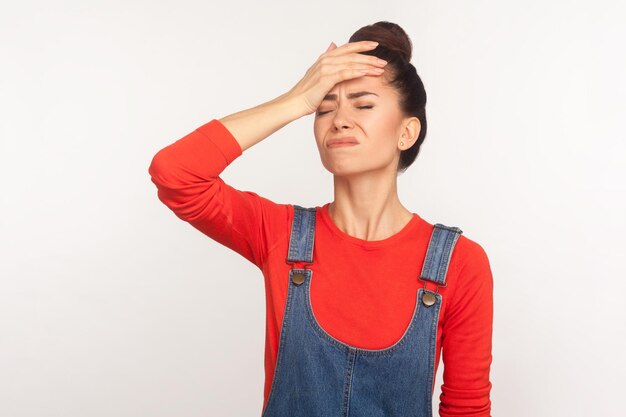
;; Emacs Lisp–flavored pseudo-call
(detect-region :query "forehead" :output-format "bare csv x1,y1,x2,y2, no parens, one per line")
327,75,393,96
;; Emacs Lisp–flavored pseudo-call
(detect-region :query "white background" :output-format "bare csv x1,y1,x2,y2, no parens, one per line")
1,1,625,416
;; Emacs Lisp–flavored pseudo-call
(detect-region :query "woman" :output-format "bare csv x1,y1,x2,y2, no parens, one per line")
149,21,493,417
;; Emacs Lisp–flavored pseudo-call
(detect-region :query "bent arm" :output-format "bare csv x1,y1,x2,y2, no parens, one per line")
148,93,303,269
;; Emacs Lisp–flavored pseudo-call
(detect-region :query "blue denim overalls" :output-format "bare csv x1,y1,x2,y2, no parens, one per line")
262,205,463,417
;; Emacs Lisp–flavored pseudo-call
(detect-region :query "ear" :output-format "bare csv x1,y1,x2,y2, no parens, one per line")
400,117,421,150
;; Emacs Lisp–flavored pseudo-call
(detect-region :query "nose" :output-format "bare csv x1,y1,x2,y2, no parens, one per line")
331,105,353,131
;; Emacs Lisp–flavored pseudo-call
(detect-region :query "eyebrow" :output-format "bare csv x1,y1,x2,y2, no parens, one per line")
322,91,379,101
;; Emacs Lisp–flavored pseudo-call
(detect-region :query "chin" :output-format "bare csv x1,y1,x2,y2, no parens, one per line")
325,164,364,177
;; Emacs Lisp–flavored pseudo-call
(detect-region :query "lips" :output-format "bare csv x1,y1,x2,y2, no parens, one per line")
327,137,359,148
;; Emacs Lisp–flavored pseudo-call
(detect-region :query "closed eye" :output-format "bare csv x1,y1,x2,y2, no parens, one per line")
316,105,374,116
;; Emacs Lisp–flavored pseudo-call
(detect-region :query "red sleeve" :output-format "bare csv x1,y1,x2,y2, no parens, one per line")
439,236,494,417
148,119,288,270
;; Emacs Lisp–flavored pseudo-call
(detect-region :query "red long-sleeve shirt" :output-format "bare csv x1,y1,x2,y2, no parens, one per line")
148,119,494,416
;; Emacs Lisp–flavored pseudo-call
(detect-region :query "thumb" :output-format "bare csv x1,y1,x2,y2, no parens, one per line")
325,41,337,52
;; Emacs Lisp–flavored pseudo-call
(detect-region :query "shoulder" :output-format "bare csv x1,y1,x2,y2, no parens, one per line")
453,232,492,275
425,220,491,276
442,230,494,322
447,230,493,303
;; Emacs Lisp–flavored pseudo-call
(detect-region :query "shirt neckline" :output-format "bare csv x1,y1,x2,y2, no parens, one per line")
317,202,421,249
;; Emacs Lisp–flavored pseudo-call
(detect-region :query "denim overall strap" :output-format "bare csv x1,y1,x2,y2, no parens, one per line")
285,204,316,263
419,223,463,286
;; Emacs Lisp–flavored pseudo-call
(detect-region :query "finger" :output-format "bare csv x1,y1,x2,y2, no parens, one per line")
335,67,385,84
321,50,388,71
327,40,378,57
325,41,337,52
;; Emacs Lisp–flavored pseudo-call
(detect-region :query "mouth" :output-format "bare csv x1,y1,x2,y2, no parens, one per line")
327,137,359,148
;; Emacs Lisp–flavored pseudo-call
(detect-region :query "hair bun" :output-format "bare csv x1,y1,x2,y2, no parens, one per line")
349,21,412,63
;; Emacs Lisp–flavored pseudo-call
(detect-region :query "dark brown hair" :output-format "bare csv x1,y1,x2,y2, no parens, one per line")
349,21,427,174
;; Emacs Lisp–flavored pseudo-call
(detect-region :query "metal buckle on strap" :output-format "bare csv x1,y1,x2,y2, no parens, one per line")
418,276,447,293
285,260,314,286
418,276,447,307
285,259,314,271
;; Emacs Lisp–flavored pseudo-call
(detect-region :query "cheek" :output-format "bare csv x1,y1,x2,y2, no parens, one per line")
363,125,400,157
313,116,327,131
313,123,322,143
313,126,327,150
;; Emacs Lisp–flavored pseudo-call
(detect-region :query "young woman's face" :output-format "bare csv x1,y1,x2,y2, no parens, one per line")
313,74,406,177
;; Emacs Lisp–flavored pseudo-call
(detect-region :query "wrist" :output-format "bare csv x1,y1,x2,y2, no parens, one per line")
274,92,309,120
